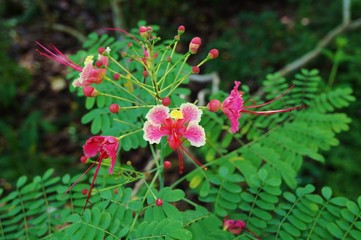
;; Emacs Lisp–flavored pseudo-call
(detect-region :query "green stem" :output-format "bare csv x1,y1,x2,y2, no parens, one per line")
104,76,146,104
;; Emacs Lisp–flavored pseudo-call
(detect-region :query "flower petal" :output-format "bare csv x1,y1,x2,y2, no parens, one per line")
184,122,206,147
83,136,102,157
180,103,202,123
222,81,243,133
143,121,166,144
146,105,169,125
101,137,119,174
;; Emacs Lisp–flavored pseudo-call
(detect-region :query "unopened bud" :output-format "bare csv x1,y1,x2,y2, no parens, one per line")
208,49,219,59
98,47,105,54
121,51,127,58
142,70,149,78
127,42,133,48
80,155,87,163
178,25,185,35
162,97,171,106
166,56,172,62
192,66,200,74
95,60,103,67
139,26,148,38
163,160,172,169
109,103,120,113
83,86,97,97
155,198,163,206
113,73,120,80
207,99,221,112
189,37,202,54
81,188,88,195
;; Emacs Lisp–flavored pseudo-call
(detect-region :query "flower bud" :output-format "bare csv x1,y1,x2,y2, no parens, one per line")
139,26,148,38
189,37,202,54
142,70,149,78
83,86,97,97
178,25,185,35
127,42,133,48
95,60,103,67
109,103,120,113
155,198,163,206
80,155,87,163
81,188,88,195
207,99,221,112
98,47,105,54
208,49,219,59
166,56,172,62
192,66,200,74
121,51,127,58
162,97,171,106
163,160,172,169
113,73,120,80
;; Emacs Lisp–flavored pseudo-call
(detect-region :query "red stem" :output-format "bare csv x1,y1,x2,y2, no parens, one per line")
83,156,104,212
63,161,97,196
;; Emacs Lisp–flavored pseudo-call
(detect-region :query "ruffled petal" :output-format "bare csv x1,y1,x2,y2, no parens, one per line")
83,136,102,157
222,81,243,133
145,105,169,125
101,137,119,174
183,121,206,147
143,121,167,144
180,103,202,123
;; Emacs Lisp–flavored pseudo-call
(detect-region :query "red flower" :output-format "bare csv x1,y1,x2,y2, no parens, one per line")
65,136,119,210
221,81,306,133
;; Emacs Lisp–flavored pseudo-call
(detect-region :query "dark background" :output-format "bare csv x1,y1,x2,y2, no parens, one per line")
1,0,361,199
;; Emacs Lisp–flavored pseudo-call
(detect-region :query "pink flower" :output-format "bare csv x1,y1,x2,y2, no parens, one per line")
64,136,119,211
221,81,244,133
223,219,246,235
36,42,108,87
221,81,306,133
143,103,206,173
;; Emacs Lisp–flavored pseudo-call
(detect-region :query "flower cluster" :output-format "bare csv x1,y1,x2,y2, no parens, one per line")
37,24,304,211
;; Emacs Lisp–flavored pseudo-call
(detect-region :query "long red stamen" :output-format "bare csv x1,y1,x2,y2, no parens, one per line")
176,148,184,174
180,145,207,171
244,84,295,109
106,28,140,43
241,104,307,115
63,161,97,196
36,41,83,72
83,156,104,212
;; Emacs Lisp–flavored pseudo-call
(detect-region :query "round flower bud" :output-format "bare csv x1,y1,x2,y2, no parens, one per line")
139,26,148,38
142,70,149,78
80,155,87,163
121,51,127,58
189,37,202,54
192,66,200,74
163,160,172,169
208,49,219,59
81,188,88,195
207,99,221,112
113,188,119,194
98,47,105,54
162,97,171,106
178,25,185,35
155,198,163,206
83,86,97,97
127,42,133,48
166,56,172,62
95,60,103,68
109,103,120,113
113,73,120,80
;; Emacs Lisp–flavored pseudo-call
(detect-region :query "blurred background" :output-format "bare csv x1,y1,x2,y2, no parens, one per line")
1,0,360,199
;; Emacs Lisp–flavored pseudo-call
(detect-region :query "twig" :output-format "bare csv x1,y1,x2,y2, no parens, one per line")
131,157,156,198
277,0,361,77
52,24,87,43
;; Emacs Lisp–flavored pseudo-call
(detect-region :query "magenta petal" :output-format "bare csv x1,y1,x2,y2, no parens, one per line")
222,81,244,133
184,122,206,147
146,105,169,125
143,121,167,144
83,137,101,157
180,103,202,123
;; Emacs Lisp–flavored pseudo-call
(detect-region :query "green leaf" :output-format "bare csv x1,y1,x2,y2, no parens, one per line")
321,186,332,200
16,176,27,188
327,223,343,238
